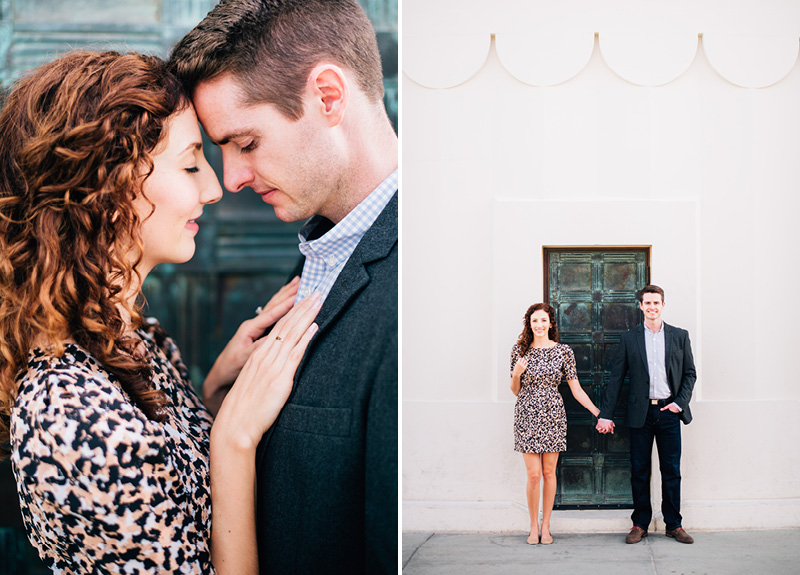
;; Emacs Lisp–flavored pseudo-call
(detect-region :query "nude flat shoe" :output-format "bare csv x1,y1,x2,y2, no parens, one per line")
526,531,539,545
540,532,554,545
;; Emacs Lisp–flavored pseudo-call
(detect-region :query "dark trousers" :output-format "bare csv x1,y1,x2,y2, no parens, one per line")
629,404,682,531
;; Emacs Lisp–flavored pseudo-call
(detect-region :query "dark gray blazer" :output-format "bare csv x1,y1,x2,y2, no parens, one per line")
255,192,398,574
599,322,696,428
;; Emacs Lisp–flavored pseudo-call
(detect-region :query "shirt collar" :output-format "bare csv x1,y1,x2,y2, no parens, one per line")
298,169,398,256
645,321,665,335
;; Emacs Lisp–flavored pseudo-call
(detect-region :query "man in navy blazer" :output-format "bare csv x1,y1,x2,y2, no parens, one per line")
597,285,696,545
170,0,398,572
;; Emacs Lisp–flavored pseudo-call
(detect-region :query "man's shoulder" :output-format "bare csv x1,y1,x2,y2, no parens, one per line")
664,323,690,337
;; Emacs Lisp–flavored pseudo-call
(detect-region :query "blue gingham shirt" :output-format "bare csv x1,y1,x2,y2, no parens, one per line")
644,322,671,400
295,170,398,303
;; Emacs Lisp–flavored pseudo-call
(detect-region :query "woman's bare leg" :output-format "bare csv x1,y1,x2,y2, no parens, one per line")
522,453,543,544
540,452,560,544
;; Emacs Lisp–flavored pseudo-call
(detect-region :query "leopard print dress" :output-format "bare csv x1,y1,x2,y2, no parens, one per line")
511,343,577,453
10,321,214,574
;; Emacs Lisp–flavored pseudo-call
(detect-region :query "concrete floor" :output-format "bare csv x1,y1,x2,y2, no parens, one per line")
403,530,800,575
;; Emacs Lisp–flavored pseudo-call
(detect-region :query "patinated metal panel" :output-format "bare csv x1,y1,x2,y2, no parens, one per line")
602,302,640,332
560,262,592,291
15,1,158,23
544,247,650,508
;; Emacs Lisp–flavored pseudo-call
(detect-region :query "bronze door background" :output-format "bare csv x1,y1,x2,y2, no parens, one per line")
544,247,650,508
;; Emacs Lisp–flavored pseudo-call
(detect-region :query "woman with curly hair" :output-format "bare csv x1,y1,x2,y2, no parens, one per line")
510,303,600,545
0,51,320,574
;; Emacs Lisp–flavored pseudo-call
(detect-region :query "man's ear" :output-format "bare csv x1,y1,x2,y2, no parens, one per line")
307,64,348,127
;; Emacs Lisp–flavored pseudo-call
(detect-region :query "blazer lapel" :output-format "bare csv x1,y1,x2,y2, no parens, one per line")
316,192,396,331
257,192,398,469
295,191,398,375
634,324,649,376
663,322,674,386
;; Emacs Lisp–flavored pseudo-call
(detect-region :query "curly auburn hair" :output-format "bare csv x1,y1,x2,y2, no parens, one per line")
0,51,191,457
515,303,560,354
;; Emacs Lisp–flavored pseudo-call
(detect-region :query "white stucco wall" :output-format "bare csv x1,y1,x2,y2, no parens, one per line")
402,0,800,532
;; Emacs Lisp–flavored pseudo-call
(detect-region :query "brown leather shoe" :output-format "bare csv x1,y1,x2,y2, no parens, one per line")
625,526,648,544
666,528,694,544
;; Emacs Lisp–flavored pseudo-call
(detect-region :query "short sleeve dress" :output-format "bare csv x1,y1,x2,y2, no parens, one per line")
510,342,578,453
10,321,215,575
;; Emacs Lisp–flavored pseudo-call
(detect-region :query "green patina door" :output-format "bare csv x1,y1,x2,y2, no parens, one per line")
544,247,650,509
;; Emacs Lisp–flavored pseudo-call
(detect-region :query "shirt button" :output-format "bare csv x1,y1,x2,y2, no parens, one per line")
325,256,338,266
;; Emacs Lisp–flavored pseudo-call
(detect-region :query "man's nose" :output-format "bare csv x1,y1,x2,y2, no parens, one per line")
222,153,254,193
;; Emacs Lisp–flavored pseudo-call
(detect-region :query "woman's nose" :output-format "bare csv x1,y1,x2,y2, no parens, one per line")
200,156,223,204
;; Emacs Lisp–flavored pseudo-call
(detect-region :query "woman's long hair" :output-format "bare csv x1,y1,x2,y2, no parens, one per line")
515,303,560,354
0,51,190,457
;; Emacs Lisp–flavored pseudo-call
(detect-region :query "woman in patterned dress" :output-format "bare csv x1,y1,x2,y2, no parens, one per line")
0,51,320,574
510,303,600,545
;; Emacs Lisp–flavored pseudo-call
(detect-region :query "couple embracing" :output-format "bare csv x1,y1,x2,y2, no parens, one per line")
510,285,696,546
0,1,397,574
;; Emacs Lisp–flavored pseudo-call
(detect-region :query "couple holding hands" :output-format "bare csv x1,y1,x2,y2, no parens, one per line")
510,285,696,546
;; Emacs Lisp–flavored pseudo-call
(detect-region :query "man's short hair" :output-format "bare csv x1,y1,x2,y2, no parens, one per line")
168,0,384,121
638,284,665,303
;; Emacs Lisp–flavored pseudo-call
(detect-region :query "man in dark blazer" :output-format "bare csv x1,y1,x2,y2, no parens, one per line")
253,194,397,573
170,0,398,572
597,285,696,545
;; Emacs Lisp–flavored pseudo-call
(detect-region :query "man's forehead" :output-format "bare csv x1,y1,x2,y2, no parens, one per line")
192,75,252,121
195,72,248,100
192,77,259,141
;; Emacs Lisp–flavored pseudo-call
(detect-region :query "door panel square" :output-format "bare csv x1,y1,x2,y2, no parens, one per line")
559,303,592,331
603,262,637,291
559,263,592,291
